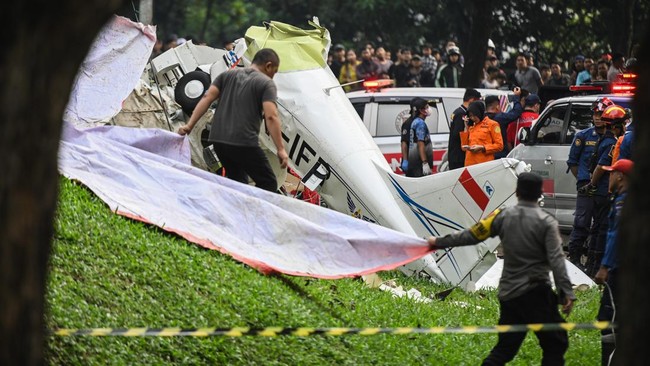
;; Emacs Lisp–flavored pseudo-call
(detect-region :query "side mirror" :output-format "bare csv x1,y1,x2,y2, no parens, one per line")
517,127,531,144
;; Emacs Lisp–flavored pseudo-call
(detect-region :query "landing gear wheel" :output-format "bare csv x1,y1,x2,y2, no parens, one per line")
174,70,210,116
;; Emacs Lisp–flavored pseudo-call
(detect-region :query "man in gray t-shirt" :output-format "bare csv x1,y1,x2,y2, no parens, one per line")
514,53,543,94
179,48,288,192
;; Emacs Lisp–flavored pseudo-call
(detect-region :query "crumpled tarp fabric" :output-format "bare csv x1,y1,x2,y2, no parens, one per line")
64,15,156,128
58,15,431,278
59,123,432,278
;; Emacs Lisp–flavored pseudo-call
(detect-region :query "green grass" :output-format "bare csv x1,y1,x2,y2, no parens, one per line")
46,177,602,365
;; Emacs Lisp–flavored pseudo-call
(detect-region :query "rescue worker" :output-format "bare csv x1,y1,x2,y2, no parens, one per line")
405,98,434,177
611,111,634,163
581,105,627,277
618,115,634,160
594,158,633,366
448,89,481,170
566,97,614,270
460,101,503,166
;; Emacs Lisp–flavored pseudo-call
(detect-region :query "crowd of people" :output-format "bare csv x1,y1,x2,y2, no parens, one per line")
328,40,639,92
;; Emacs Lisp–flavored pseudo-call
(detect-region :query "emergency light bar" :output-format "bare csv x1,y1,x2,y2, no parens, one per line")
611,83,636,95
569,85,603,92
363,79,394,91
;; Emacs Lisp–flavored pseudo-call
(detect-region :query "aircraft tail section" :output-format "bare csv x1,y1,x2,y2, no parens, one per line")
377,158,529,285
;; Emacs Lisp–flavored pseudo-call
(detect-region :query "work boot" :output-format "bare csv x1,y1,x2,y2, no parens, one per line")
568,249,587,273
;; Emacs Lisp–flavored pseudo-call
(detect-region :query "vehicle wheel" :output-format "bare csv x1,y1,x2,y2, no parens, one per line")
175,70,210,116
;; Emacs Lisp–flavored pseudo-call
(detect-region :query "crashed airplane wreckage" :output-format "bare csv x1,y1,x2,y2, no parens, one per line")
61,16,591,288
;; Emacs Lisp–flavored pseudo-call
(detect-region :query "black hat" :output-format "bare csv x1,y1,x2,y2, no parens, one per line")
516,172,543,201
411,97,428,110
525,94,541,107
463,88,482,101
467,101,486,120
485,95,500,106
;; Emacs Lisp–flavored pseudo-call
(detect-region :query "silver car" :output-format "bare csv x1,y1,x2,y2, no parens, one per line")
508,94,633,231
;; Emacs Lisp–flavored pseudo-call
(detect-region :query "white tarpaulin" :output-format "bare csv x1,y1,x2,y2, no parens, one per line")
64,15,156,128
58,123,433,278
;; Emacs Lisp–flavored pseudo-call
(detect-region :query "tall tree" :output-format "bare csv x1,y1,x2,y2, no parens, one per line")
0,1,126,364
618,26,650,365
139,0,154,25
459,0,492,88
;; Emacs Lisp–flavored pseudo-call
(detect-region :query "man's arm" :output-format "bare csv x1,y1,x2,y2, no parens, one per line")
483,121,504,154
400,140,408,162
263,100,289,169
178,85,220,135
430,208,502,249
590,166,606,186
590,142,615,186
417,141,427,163
534,68,544,87
566,132,584,177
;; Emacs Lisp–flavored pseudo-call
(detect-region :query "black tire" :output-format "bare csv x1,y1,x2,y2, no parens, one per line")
174,70,211,116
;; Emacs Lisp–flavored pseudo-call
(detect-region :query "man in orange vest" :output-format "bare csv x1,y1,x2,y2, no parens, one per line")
460,101,504,166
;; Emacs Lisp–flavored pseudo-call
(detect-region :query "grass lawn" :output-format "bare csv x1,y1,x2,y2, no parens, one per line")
46,178,603,365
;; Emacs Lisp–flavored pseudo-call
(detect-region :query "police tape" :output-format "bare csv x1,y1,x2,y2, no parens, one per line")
53,321,612,337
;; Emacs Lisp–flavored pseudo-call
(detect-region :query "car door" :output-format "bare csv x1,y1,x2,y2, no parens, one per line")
553,102,594,229
509,103,569,218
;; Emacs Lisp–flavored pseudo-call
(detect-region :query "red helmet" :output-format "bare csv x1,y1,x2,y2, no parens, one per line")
601,105,629,125
592,97,614,113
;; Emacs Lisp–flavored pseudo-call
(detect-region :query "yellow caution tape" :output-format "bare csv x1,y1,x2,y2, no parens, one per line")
52,321,612,337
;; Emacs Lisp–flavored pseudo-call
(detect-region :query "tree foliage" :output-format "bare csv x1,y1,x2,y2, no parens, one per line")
146,0,648,65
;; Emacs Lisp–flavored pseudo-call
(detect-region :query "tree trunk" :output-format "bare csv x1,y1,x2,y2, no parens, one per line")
140,0,154,25
617,26,650,365
200,0,216,43
0,2,126,365
624,0,636,56
460,0,492,88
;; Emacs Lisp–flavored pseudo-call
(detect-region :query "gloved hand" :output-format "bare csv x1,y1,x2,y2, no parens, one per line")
577,182,596,196
400,159,409,173
422,162,432,176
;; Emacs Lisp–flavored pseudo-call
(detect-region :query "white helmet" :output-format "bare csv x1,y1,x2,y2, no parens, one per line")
487,39,495,49
448,46,461,56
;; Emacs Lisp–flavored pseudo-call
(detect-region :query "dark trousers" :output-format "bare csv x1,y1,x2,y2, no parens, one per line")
585,195,610,276
448,160,464,170
212,142,278,193
568,189,595,261
597,269,619,365
482,284,568,366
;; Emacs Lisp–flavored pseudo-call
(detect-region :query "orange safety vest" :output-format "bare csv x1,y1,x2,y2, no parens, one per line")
611,135,624,164
460,116,504,166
